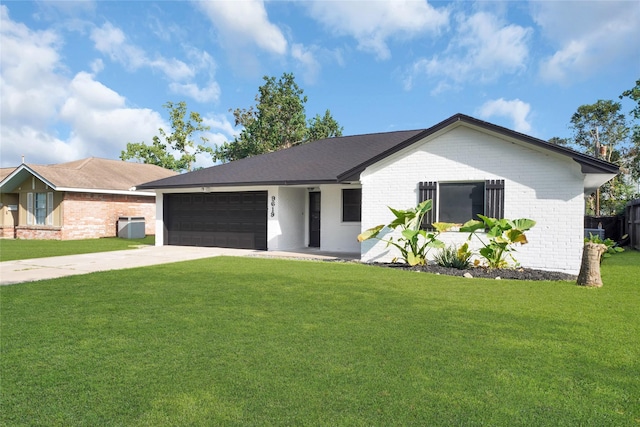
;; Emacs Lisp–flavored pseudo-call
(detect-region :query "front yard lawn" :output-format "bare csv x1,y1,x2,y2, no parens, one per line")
1,251,638,426
0,236,154,262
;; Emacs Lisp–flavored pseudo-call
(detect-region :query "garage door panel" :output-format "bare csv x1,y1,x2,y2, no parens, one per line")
165,191,267,250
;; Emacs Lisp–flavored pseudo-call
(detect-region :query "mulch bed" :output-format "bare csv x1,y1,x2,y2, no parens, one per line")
376,262,577,281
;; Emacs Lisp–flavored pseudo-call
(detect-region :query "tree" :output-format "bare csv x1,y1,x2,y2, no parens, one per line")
569,99,629,163
121,101,212,172
214,72,342,163
307,110,343,141
566,99,634,215
547,136,570,147
620,78,640,181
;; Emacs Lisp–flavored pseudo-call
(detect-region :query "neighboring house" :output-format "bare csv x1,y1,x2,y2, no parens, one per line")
138,114,618,274
0,158,177,240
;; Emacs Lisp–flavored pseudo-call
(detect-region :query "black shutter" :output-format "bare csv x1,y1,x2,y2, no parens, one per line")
485,179,505,219
419,181,437,229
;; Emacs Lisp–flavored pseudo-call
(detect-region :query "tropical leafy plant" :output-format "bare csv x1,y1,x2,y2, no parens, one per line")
434,243,472,270
585,232,625,261
460,215,536,269
357,200,454,266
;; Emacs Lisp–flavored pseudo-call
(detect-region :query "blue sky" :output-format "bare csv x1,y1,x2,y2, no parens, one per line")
1,0,639,168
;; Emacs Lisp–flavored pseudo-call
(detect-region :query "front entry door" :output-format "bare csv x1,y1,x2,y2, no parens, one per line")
309,192,321,247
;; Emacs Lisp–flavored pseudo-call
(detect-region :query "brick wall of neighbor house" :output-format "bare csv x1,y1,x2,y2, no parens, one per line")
61,192,157,240
15,227,62,240
0,227,14,238
359,126,586,275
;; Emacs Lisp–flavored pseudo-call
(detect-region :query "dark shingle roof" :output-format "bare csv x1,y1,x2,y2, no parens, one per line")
138,129,424,189
138,114,619,190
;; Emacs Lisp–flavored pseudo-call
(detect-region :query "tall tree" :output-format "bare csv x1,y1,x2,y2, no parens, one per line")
569,99,629,163
214,72,342,163
121,101,212,172
620,78,640,181
567,99,634,215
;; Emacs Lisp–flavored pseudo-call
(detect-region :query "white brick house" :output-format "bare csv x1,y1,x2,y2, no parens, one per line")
138,114,618,274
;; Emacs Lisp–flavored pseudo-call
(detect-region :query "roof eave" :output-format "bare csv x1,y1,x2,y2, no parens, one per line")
337,113,620,180
137,179,340,191
0,165,57,193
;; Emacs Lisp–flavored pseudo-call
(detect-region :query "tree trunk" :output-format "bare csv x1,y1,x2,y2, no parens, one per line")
576,242,608,287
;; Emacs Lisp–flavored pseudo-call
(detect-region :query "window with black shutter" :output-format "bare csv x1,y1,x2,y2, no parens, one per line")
418,179,505,226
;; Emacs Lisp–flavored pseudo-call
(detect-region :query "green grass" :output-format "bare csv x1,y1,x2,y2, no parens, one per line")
1,251,639,426
0,235,154,261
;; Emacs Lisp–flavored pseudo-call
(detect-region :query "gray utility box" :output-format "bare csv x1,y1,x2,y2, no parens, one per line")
584,228,605,240
118,216,145,239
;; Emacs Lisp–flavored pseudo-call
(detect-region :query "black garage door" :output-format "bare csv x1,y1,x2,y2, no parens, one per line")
164,191,267,250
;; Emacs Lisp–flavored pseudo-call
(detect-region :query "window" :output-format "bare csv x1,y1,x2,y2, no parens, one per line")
439,183,484,224
419,180,504,228
342,188,362,222
35,193,47,224
27,192,54,226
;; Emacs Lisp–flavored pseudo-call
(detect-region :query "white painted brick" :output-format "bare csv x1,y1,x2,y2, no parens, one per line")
360,126,585,275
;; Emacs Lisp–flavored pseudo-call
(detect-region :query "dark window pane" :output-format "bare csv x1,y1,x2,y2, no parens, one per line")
439,183,484,224
342,188,362,222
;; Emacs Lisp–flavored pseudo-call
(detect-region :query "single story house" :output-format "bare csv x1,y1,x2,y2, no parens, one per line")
0,157,177,240
137,114,618,274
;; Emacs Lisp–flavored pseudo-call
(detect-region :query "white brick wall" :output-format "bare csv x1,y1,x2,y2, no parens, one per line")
269,187,305,250
319,184,362,253
360,125,586,274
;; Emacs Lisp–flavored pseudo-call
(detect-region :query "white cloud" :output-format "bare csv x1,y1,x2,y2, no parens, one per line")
168,47,221,102
477,98,532,134
90,22,146,69
0,7,172,167
169,81,221,104
405,11,531,91
0,5,67,130
203,114,236,138
90,22,194,80
58,72,167,159
307,0,449,60
532,1,640,83
89,22,220,103
196,0,287,55
1,126,80,167
291,43,321,83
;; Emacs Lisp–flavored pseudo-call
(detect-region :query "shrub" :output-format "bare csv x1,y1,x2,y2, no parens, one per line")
357,200,455,266
460,215,536,269
585,232,625,262
434,243,472,270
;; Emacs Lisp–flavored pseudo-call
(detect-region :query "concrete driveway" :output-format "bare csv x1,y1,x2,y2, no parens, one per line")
0,246,358,286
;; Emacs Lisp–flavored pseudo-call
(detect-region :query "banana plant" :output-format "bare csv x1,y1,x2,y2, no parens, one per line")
358,200,455,266
460,215,536,268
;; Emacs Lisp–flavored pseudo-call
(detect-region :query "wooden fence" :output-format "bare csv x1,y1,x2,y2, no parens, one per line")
626,199,640,250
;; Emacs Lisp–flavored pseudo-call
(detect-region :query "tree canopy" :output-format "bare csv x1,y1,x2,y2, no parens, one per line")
569,99,629,163
620,78,640,181
120,101,212,172
553,81,640,215
213,73,343,163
